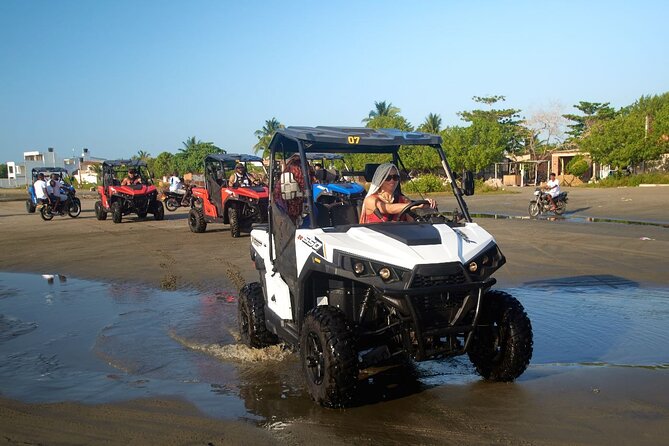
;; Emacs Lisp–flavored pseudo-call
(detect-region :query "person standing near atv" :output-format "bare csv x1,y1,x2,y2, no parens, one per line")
121,168,142,186
359,163,436,223
544,172,560,210
229,163,257,188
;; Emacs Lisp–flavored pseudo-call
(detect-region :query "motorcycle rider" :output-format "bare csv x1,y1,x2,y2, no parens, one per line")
33,173,49,204
46,174,65,214
169,171,184,193
543,172,561,210
167,170,192,206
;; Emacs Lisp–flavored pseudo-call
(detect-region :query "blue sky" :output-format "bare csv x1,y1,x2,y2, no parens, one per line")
1,0,667,162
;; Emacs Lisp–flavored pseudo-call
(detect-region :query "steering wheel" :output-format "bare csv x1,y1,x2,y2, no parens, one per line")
397,200,434,222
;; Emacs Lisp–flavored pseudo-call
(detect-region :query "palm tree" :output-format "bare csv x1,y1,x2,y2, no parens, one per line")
254,118,284,157
181,136,199,152
133,150,151,161
418,113,442,134
362,101,400,123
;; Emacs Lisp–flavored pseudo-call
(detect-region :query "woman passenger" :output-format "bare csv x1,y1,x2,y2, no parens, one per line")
359,163,435,224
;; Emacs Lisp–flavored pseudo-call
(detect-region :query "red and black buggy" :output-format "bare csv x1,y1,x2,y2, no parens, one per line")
188,154,269,237
94,160,164,223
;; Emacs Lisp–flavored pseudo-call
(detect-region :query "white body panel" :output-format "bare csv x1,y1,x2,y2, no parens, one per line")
293,223,494,275
251,222,496,322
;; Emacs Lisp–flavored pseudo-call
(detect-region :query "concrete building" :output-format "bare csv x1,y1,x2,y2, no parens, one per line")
3,148,104,187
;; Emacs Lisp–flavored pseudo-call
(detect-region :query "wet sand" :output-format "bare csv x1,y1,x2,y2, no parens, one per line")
1,187,668,444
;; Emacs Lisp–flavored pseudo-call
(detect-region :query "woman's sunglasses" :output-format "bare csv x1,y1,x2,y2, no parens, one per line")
384,174,400,182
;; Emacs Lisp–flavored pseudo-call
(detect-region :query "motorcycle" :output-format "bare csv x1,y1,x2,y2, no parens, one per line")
40,188,82,221
162,185,195,212
528,188,568,217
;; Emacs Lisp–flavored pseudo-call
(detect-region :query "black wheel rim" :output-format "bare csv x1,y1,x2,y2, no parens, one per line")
305,332,324,385
189,212,196,228
490,322,504,363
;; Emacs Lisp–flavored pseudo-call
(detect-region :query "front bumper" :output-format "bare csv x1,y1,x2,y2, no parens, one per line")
374,278,496,361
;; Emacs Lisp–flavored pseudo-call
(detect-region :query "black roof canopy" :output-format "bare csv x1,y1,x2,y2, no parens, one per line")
271,126,442,154
205,153,263,163
31,167,69,174
102,159,148,167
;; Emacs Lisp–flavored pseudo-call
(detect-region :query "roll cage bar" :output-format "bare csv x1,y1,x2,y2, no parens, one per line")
31,167,70,182
101,160,152,186
267,126,473,266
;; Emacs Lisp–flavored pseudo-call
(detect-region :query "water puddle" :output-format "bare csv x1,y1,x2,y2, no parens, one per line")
466,212,669,228
0,271,668,422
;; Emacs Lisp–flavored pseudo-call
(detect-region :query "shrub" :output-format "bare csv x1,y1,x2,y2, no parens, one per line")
587,172,669,187
566,156,590,177
402,174,447,193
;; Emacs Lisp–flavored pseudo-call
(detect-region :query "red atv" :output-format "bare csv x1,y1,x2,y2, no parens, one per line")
188,154,269,237
94,160,164,223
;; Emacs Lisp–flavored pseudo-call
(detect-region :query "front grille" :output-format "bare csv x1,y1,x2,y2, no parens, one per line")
411,271,466,288
132,196,149,211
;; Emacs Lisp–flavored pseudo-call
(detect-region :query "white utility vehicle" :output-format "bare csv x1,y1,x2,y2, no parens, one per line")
239,127,533,407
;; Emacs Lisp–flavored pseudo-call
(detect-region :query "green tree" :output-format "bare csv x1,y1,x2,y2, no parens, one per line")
151,151,175,178
563,101,617,139
133,150,151,162
0,163,7,178
458,95,524,154
417,113,442,134
441,119,507,173
362,100,401,123
174,137,224,174
348,104,413,170
566,155,590,177
254,118,284,158
580,93,669,168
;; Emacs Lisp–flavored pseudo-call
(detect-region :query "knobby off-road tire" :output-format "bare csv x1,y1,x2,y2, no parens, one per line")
95,201,107,220
68,199,81,218
153,202,165,221
40,205,54,221
238,282,278,348
188,208,206,233
26,200,36,213
528,201,540,218
300,306,358,408
111,201,123,224
165,197,179,212
468,290,533,382
228,205,240,238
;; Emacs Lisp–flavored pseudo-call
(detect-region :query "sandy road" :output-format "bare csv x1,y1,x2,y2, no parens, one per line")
1,186,667,290
0,186,668,445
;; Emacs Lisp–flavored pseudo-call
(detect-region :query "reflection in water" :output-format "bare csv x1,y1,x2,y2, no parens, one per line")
454,211,669,228
0,271,668,424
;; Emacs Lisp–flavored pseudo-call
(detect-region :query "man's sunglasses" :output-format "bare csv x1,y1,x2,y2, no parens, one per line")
384,174,400,182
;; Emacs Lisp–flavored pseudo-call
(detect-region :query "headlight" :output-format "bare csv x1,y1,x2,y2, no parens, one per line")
468,244,505,278
341,255,407,284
